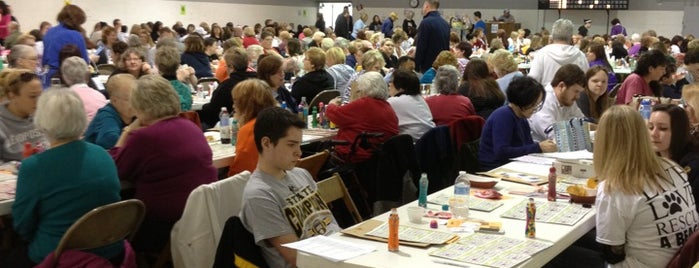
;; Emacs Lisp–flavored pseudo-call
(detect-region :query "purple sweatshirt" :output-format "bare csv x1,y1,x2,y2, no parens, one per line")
110,117,216,222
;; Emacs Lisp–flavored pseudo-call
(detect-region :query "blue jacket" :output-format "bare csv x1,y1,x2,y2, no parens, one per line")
381,18,394,37
181,52,213,78
41,23,90,88
479,106,541,171
415,11,450,73
84,103,125,149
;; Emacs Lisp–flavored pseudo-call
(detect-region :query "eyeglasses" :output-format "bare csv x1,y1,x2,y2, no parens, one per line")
522,101,544,113
9,72,38,87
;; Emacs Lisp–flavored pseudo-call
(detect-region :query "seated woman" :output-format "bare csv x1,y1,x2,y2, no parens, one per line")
95,26,117,65
387,69,435,141
0,70,47,162
84,74,136,149
155,46,193,111
181,35,213,78
61,56,107,125
111,47,152,78
12,89,122,267
576,66,612,122
291,47,334,103
425,65,476,126
649,104,699,212
257,55,297,112
615,49,670,104
489,49,523,98
326,72,399,163
420,50,458,84
325,47,355,102
227,79,278,176
451,41,472,76
594,105,698,267
110,75,216,252
457,59,505,119
479,77,556,171
379,39,398,69
342,49,385,103
7,44,39,71
585,42,617,91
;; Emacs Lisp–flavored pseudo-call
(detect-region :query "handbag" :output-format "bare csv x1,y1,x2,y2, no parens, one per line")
549,118,593,152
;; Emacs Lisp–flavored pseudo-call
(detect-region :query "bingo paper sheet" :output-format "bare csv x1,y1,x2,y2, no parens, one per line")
428,194,504,212
365,222,458,244
500,199,592,225
429,232,552,268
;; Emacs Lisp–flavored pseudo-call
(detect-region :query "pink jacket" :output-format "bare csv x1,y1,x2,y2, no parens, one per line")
35,240,136,268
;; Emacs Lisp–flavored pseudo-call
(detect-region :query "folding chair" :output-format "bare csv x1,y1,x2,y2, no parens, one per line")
52,199,145,265
316,173,363,224
296,150,330,181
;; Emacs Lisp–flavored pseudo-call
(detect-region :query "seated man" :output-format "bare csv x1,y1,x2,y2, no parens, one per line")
528,64,586,142
83,74,137,149
240,107,341,267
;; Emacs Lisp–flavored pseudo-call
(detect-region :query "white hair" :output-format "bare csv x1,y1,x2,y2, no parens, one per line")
354,71,389,100
34,88,86,142
433,65,460,94
61,56,89,86
551,19,574,42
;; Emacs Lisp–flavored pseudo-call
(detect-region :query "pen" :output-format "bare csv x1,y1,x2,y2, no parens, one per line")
433,260,470,267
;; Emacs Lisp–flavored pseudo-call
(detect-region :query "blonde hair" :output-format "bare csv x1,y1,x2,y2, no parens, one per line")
683,83,699,122
305,47,326,71
360,49,385,71
432,50,458,69
594,105,670,194
326,47,346,66
489,49,518,76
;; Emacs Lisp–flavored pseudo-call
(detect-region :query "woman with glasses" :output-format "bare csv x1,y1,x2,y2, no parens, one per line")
111,47,151,78
7,44,39,71
0,70,47,162
479,76,556,171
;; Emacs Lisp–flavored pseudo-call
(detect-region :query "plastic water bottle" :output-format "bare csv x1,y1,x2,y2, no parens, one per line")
451,171,470,219
418,173,428,208
230,118,239,146
300,97,309,117
639,99,651,120
219,107,231,144
281,101,292,113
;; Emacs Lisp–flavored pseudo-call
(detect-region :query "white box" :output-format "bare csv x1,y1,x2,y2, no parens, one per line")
554,160,594,179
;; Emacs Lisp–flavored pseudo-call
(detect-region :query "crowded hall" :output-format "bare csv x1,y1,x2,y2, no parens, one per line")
2,0,699,267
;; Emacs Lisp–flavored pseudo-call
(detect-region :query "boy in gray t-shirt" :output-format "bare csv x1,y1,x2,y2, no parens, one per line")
240,107,340,268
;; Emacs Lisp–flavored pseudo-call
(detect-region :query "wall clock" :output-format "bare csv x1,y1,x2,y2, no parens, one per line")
409,0,419,8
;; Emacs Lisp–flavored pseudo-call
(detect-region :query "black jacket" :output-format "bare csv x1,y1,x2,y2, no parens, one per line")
197,71,257,128
290,69,334,103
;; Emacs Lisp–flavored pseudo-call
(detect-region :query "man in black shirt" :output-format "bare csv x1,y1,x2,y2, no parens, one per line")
578,19,591,37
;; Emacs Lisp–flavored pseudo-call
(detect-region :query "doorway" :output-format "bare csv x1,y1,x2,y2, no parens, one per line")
318,2,353,31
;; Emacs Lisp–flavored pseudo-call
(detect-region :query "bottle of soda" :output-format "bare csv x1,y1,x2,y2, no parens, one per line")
230,118,239,146
300,96,309,118
219,107,231,144
311,106,319,128
318,102,326,128
548,167,557,202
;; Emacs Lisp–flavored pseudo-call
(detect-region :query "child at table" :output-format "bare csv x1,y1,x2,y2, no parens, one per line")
239,107,340,268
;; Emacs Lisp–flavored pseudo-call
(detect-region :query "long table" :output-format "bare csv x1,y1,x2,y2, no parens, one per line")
210,128,337,168
0,128,337,216
297,162,596,268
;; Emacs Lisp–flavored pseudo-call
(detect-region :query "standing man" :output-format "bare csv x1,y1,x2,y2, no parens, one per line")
414,0,449,73
334,6,353,40
472,11,486,32
528,19,588,88
498,9,515,23
578,19,591,37
382,12,398,37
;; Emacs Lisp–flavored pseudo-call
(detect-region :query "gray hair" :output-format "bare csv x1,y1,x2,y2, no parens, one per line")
61,56,89,86
354,71,389,100
321,37,335,51
334,37,350,50
34,88,86,142
131,74,181,121
551,19,574,42
106,73,136,100
7,44,34,68
433,65,460,94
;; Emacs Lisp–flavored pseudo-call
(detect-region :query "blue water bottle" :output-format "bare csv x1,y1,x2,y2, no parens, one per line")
639,99,651,120
418,173,428,208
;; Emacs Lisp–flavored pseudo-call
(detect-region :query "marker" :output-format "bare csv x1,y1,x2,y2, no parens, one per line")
433,260,470,267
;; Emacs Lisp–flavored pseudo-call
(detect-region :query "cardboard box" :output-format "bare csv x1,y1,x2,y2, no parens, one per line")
554,160,594,179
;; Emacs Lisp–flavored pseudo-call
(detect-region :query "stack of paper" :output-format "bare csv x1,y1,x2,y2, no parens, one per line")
283,235,376,262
